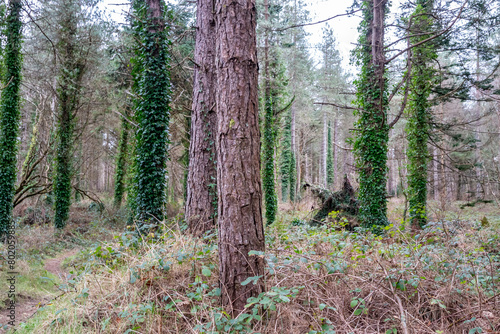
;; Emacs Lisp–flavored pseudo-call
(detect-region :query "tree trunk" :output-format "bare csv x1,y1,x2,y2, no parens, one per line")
333,117,338,188
215,0,265,314
354,0,389,228
54,0,85,229
185,0,217,235
0,0,23,238
132,0,170,225
433,146,439,201
322,108,327,186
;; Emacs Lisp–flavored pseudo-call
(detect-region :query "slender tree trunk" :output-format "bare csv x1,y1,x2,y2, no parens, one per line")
305,153,310,183
215,0,265,314
433,145,439,201
474,44,483,199
114,108,130,208
262,0,277,225
333,117,338,188
322,109,327,186
185,0,217,235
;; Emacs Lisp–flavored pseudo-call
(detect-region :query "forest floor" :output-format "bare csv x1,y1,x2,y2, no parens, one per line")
0,249,78,331
1,198,499,333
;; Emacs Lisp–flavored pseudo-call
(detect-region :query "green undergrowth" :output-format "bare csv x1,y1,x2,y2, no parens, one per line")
11,213,500,334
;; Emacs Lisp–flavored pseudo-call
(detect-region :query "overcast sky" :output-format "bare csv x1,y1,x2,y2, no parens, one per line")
101,0,404,71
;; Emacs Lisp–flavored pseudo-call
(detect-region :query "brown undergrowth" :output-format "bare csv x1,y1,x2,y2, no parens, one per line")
17,217,500,334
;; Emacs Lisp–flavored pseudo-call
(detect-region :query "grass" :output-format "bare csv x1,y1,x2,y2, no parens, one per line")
3,198,500,333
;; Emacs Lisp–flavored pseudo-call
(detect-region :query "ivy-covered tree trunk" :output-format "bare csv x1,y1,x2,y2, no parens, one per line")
322,109,327,186
262,0,277,225
327,121,334,187
113,107,130,208
353,0,389,230
216,0,266,314
406,0,436,228
53,0,85,229
185,0,217,235
131,0,170,226
0,0,22,239
280,110,292,201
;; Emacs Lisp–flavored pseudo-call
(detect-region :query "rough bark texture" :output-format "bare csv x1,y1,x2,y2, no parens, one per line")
185,0,217,235
215,0,265,315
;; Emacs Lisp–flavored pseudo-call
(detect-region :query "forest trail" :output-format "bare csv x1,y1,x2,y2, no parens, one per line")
0,249,79,332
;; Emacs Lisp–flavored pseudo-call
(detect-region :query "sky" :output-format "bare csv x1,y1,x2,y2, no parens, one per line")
305,0,360,67
101,0,403,70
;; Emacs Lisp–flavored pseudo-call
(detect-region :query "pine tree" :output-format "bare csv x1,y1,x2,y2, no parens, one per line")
216,0,266,314
185,0,217,235
0,0,22,239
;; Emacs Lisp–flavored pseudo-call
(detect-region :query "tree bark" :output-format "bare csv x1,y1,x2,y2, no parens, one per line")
215,0,265,314
185,0,217,235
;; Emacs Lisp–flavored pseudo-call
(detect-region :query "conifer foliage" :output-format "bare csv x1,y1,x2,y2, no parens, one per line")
0,0,22,238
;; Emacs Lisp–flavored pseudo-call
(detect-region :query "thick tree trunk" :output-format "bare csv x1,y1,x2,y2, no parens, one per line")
185,0,217,235
215,0,265,314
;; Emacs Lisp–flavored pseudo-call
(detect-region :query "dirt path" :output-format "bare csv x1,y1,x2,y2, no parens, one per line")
0,249,79,332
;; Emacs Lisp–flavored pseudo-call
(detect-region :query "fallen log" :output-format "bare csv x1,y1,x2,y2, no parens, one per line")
304,175,359,227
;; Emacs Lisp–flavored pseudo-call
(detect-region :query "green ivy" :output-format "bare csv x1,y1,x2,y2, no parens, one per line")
130,0,171,227
280,111,292,202
406,1,437,228
280,108,297,203
263,91,277,225
352,0,389,230
53,0,85,229
114,107,131,208
0,0,22,239
326,122,334,187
